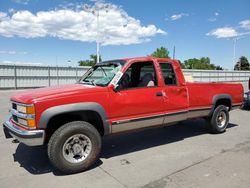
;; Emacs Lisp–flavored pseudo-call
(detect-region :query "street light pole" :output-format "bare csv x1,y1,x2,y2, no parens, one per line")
96,10,100,63
84,3,111,64
233,38,237,64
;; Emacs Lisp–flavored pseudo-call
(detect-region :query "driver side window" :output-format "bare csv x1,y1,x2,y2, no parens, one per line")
118,61,157,90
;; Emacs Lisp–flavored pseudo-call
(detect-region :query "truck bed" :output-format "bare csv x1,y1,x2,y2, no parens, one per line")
187,82,243,110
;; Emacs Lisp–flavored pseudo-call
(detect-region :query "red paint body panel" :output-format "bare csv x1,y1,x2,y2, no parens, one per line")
187,82,244,108
108,87,165,122
9,57,244,131
11,84,110,128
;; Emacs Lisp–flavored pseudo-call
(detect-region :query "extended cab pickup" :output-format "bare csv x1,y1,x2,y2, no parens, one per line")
3,57,243,174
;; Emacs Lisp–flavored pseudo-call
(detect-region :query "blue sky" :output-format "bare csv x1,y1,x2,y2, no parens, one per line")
0,0,250,69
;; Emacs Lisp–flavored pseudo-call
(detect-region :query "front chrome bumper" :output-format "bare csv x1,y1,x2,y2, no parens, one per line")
3,119,45,146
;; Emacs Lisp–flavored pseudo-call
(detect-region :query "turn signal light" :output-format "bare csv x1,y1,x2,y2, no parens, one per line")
26,106,35,114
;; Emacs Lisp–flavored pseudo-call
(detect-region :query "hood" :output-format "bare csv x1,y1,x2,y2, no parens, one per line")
11,84,106,104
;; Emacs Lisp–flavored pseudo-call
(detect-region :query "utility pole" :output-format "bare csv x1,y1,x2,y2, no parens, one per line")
173,46,176,59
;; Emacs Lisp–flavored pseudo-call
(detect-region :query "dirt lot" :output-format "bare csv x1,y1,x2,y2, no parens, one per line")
0,88,250,188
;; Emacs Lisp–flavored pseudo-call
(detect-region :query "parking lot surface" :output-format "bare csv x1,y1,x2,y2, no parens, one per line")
0,88,250,188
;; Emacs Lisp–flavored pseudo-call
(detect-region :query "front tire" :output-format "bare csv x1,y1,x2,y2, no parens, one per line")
48,121,101,174
206,105,229,134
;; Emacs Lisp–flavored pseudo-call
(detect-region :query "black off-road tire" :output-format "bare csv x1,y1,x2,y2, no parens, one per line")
206,105,229,134
47,121,101,174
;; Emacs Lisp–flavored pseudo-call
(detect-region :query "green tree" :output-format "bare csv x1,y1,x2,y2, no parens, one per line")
234,56,250,70
150,47,170,58
183,57,223,70
215,65,223,70
177,60,186,69
78,54,102,66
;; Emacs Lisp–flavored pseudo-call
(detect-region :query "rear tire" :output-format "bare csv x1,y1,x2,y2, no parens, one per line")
48,121,101,174
206,105,229,134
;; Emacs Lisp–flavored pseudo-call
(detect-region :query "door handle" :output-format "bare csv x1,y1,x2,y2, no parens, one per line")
156,91,163,97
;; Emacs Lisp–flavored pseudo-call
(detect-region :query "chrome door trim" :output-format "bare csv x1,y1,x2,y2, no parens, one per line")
111,107,212,133
112,113,165,133
188,107,211,119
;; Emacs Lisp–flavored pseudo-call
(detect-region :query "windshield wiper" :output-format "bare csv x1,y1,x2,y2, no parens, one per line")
100,66,107,76
90,80,96,86
81,79,96,86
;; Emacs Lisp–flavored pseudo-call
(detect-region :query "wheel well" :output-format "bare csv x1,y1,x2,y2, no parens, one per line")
45,111,104,142
215,98,231,110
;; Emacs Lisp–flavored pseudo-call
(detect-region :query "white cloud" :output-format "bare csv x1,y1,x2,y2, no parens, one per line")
207,19,250,39
0,51,15,54
0,2,166,46
170,13,189,21
208,17,217,22
208,12,219,22
12,0,30,5
0,12,7,19
239,20,250,30
206,27,238,38
8,8,16,14
0,50,27,55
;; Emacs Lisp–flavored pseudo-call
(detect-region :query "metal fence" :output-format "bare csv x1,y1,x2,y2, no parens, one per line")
183,69,250,82
0,64,89,89
0,64,250,89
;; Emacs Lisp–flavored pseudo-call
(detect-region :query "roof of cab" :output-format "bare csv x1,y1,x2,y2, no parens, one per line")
100,57,180,67
114,56,178,63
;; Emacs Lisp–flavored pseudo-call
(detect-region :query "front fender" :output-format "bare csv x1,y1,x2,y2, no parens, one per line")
38,102,110,135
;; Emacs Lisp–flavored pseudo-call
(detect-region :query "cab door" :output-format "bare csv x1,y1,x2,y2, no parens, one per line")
159,62,189,124
108,61,166,133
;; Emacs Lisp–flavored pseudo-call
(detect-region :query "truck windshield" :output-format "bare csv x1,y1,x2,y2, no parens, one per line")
79,63,122,87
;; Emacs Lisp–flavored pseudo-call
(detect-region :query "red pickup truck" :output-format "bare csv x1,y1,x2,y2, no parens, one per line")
3,57,243,174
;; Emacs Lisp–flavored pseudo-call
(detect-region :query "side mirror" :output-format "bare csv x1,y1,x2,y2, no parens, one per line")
110,84,120,92
182,82,187,86
113,84,120,92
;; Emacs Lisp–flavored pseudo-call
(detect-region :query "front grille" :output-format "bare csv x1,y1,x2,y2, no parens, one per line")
11,114,27,128
12,103,17,110
12,115,18,122
10,102,27,127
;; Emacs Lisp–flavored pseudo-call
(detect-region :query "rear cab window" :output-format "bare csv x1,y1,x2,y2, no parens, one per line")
159,62,178,86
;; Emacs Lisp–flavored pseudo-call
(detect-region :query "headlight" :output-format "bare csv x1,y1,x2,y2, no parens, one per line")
17,118,36,128
11,102,36,129
16,104,35,114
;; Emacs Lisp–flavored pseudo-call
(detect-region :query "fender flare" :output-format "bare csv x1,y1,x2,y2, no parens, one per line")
209,94,232,116
38,102,110,135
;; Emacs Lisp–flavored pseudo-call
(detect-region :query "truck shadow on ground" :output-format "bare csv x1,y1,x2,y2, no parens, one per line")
13,119,238,176
240,107,250,111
